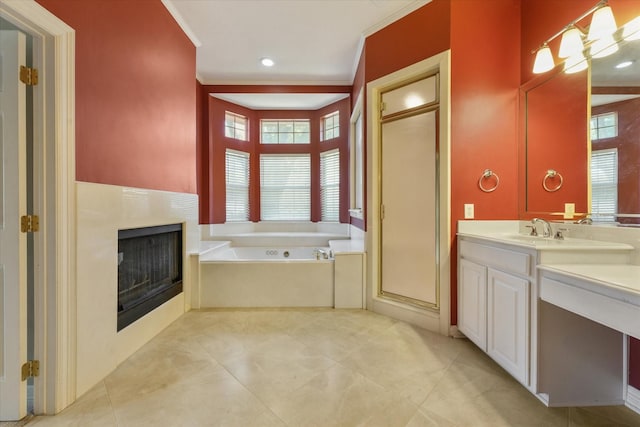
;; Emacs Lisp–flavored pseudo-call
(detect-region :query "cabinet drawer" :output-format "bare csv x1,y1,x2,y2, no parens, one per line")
460,240,530,276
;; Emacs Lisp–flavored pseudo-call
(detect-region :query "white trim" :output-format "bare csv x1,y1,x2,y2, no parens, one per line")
366,51,451,336
161,0,202,48
361,0,432,38
0,0,76,414
198,79,354,86
627,385,640,415
349,91,364,218
349,35,366,85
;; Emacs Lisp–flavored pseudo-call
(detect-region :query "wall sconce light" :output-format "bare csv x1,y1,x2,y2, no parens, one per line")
587,4,617,41
558,26,585,58
531,0,634,75
533,44,554,73
623,16,640,41
564,53,589,74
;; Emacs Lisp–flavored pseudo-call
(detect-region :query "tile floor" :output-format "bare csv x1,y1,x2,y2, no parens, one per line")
12,309,640,426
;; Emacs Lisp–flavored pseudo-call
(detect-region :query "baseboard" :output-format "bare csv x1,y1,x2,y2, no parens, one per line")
626,385,640,415
449,325,466,338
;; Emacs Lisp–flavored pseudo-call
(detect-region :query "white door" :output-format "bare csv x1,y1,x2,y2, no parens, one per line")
0,30,28,421
380,109,438,306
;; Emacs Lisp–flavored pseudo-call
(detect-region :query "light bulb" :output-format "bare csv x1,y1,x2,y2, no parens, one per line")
588,5,617,41
590,34,618,58
559,27,584,58
623,16,640,41
564,53,588,74
533,45,555,73
615,60,633,69
260,57,274,67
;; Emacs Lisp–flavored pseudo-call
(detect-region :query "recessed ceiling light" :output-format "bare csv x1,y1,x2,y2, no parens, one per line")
261,57,274,67
615,60,633,69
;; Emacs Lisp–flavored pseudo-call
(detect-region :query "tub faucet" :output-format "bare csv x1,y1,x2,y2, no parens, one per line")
315,249,329,260
532,218,552,238
575,217,593,225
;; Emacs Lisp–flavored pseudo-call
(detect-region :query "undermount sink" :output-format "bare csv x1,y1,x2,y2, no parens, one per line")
493,233,634,250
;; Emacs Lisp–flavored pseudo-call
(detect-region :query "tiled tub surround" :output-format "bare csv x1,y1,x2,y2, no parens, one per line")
457,220,640,413
198,244,335,308
192,223,365,309
76,182,199,397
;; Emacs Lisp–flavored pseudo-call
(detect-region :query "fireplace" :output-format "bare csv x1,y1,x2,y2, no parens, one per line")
117,223,183,331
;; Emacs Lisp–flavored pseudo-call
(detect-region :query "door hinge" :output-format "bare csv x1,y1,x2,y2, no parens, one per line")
380,204,385,220
380,102,386,113
21,360,40,381
19,65,39,86
21,214,40,233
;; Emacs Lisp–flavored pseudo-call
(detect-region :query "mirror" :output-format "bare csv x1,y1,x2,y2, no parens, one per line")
590,38,640,222
521,32,640,220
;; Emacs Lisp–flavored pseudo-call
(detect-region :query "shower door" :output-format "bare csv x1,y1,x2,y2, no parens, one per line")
379,74,439,308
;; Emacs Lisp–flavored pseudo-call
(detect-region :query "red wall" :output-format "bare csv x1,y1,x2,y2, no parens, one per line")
592,97,640,219
37,0,197,194
450,0,521,325
364,0,450,84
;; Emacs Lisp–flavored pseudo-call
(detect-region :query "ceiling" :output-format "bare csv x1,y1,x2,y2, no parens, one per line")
162,0,429,109
591,35,640,106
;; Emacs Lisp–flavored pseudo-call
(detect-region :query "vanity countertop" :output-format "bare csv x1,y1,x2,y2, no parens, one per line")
538,264,640,339
538,264,640,302
457,231,634,251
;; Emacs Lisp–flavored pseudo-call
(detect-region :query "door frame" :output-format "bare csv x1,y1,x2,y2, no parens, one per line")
366,51,451,336
0,0,76,414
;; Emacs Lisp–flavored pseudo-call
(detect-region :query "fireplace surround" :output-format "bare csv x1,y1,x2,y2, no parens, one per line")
117,223,183,331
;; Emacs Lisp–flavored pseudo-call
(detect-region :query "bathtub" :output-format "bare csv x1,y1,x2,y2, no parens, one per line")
198,246,335,307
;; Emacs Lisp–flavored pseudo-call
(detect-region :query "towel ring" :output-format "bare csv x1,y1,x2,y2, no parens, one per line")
543,169,563,192
478,169,499,193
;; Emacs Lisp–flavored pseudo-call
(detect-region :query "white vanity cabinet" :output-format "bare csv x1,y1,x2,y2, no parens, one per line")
458,259,487,351
486,269,529,384
458,238,534,386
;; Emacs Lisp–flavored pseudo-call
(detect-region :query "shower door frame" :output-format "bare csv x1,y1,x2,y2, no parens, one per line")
366,52,451,336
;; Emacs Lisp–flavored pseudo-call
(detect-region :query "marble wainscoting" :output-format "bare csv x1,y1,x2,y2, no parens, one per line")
75,182,199,397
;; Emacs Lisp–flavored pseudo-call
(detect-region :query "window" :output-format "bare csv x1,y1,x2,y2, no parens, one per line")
320,149,340,222
321,111,339,141
260,154,310,220
261,119,310,144
225,149,250,221
591,148,618,222
225,112,248,141
590,112,617,140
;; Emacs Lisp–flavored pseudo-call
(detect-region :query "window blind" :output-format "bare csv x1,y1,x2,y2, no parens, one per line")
260,154,310,220
225,149,250,221
591,148,618,221
320,149,340,222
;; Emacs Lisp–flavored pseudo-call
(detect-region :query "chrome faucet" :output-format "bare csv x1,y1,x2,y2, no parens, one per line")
531,218,552,238
575,217,593,225
315,249,329,260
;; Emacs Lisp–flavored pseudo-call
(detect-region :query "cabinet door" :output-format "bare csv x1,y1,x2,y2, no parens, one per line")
458,259,487,351
487,268,530,385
